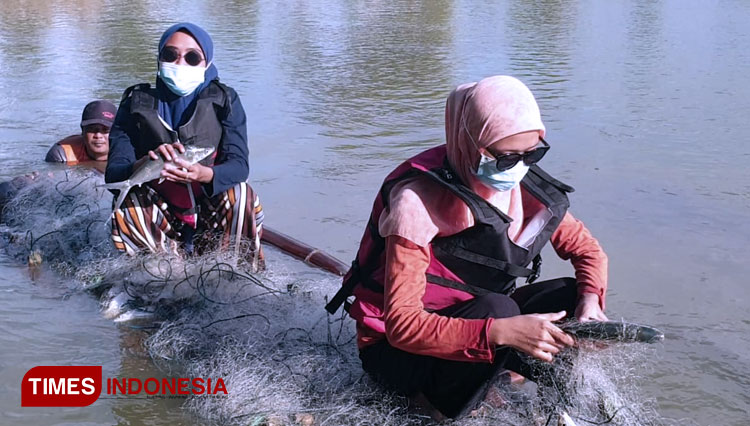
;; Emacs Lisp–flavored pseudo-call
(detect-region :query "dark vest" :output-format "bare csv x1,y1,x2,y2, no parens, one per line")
123,81,228,166
326,145,574,314
419,162,571,296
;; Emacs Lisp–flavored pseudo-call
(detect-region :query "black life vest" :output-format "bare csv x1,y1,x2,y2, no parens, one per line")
423,161,572,296
122,80,228,166
326,145,574,314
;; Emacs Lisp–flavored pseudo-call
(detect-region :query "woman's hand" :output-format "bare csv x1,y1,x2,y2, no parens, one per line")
161,159,214,184
574,293,608,322
142,142,213,184
148,142,185,162
489,311,574,362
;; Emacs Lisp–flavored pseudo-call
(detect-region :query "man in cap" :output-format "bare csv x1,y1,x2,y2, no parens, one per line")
45,100,117,164
0,100,117,221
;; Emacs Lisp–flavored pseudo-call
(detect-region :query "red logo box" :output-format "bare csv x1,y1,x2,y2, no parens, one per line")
22,366,102,407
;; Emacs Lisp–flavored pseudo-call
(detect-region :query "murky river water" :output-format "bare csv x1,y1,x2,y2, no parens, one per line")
1,0,749,424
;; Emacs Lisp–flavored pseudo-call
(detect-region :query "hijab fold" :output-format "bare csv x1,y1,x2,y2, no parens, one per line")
156,22,219,129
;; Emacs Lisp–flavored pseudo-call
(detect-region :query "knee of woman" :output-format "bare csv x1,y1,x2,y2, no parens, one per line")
474,293,520,318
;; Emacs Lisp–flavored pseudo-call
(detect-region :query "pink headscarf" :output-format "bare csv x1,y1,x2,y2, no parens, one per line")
379,76,546,246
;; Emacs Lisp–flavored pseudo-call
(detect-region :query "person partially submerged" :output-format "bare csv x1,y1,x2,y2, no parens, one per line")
0,100,116,219
46,99,116,167
327,76,608,419
105,23,264,262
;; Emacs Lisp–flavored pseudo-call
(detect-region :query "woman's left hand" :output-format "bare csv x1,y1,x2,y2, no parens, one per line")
575,293,608,322
161,158,214,184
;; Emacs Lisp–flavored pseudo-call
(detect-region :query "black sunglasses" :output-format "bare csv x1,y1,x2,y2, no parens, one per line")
159,46,205,66
486,138,550,171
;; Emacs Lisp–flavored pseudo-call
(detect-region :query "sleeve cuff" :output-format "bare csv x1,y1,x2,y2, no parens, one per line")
461,318,496,363
578,286,605,311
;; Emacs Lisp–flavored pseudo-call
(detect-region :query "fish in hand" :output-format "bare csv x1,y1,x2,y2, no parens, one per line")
100,145,215,212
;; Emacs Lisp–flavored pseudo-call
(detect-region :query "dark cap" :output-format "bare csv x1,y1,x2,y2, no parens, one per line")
80,100,117,128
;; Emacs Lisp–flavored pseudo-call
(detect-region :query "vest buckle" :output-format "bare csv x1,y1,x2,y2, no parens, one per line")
527,254,543,283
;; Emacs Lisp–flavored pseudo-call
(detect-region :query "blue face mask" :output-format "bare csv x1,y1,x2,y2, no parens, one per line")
475,154,530,192
158,62,207,96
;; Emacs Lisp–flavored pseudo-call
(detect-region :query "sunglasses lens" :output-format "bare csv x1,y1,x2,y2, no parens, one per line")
495,155,521,171
159,47,204,66
523,146,548,165
159,47,179,63
185,50,204,66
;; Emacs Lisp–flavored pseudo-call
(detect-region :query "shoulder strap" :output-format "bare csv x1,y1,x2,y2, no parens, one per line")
521,165,574,210
201,80,230,115
121,83,152,102
125,83,159,113
528,165,575,193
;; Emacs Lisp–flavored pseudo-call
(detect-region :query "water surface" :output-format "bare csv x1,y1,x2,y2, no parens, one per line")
1,0,748,424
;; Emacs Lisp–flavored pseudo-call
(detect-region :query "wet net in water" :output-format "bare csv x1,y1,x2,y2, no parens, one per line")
0,172,676,426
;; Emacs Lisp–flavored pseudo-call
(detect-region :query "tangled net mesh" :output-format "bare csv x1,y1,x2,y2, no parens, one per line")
0,171,677,426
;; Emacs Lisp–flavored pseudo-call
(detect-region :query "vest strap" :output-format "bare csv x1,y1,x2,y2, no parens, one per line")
424,273,510,297
527,254,543,283
325,259,361,314
327,211,391,314
529,165,575,193
439,242,537,278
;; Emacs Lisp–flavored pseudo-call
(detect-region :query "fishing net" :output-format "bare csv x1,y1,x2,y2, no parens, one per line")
0,171,677,426
0,170,114,271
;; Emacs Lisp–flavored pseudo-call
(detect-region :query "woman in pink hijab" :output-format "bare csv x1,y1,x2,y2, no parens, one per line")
326,76,608,419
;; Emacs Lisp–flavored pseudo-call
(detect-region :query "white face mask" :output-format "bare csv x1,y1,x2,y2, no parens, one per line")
158,62,207,96
475,154,530,192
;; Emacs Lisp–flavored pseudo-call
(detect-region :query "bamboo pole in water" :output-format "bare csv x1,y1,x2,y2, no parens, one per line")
261,226,350,276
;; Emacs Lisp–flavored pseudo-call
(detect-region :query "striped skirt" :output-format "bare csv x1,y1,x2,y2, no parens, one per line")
110,182,265,265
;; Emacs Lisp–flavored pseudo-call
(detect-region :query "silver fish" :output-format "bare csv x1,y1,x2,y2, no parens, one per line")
100,145,215,212
560,320,665,344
